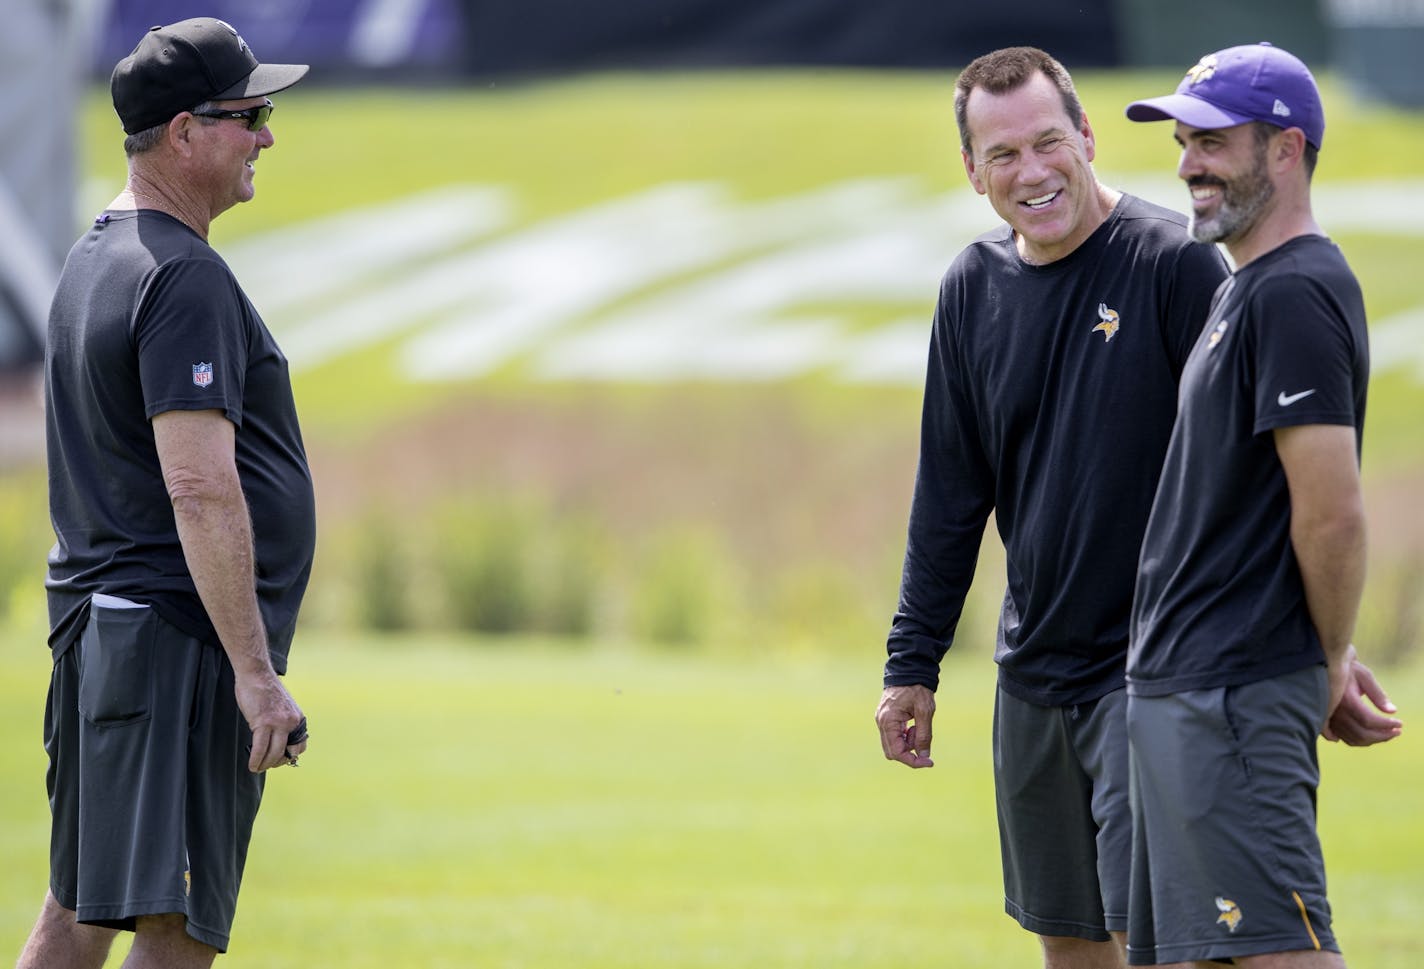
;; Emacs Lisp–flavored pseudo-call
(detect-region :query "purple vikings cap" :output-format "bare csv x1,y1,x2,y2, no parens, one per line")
1125,42,1324,149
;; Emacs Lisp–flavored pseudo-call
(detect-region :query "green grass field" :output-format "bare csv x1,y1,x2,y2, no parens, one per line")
2,630,1421,967
1,68,1415,964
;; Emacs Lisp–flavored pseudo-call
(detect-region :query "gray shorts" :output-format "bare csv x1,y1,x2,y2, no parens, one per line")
45,596,265,953
994,685,1131,942
1126,665,1336,965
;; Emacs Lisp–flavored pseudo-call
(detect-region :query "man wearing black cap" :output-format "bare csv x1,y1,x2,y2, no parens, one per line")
18,18,314,969
1123,43,1402,967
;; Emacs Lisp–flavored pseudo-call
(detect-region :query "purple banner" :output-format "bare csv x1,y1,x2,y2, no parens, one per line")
96,0,466,76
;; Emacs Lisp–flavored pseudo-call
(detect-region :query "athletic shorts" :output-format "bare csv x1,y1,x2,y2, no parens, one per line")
45,594,265,953
994,685,1131,942
1125,665,1336,966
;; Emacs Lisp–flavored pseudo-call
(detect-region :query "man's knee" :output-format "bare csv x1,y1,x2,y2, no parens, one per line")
127,914,218,969
17,891,118,969
1235,951,1347,969
1039,933,1127,969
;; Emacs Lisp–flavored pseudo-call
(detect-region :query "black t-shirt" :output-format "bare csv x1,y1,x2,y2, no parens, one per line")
884,194,1230,705
1128,235,1368,696
45,209,316,671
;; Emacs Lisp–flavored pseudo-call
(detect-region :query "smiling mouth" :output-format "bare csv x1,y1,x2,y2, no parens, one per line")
1023,191,1059,209
1188,181,1223,202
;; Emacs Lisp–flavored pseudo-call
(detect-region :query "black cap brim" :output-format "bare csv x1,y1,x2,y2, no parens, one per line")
214,62,309,101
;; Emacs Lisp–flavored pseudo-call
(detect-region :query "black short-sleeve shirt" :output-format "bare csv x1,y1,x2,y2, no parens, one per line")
45,209,316,670
1128,235,1368,696
885,194,1230,705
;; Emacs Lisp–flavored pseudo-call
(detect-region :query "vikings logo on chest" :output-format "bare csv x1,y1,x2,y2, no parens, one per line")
1091,303,1120,343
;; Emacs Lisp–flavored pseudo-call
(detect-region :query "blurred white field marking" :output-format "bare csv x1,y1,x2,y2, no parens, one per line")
226,185,513,321
247,175,1424,384
1372,306,1424,380
401,181,789,380
534,185,987,381
280,182,731,371
400,177,970,381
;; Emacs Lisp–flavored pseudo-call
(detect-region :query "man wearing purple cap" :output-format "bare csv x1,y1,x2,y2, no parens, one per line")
17,18,313,969
1123,43,1402,968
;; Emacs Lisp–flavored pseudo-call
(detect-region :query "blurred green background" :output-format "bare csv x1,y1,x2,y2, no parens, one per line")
2,67,1422,966
37,69,1424,654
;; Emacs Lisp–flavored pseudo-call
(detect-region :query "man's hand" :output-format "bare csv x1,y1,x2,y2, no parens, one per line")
876,685,936,768
1324,646,1402,747
236,668,307,772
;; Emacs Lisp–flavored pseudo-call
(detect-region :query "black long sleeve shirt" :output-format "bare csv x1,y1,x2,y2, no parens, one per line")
885,194,1228,706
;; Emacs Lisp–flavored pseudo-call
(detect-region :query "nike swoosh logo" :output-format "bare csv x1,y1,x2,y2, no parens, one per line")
1278,389,1317,407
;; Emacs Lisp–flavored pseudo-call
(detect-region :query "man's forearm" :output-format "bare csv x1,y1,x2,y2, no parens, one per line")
1275,423,1367,666
155,409,273,677
1290,506,1366,664
170,478,272,676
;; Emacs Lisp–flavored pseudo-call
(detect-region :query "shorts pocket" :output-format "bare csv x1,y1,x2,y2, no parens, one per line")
78,599,157,726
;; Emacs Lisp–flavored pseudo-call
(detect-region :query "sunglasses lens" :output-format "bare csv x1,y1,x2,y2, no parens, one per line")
247,104,273,131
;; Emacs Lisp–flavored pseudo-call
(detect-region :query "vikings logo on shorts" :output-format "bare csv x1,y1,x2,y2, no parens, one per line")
192,362,214,388
1215,896,1243,932
1092,303,1120,343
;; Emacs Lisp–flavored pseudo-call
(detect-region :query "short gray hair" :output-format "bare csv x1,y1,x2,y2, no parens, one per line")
122,100,217,157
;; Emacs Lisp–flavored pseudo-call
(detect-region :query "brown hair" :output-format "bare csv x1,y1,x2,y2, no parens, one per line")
954,47,1084,154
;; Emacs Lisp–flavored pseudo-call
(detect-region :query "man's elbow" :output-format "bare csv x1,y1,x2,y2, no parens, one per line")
1293,500,1367,556
164,465,241,517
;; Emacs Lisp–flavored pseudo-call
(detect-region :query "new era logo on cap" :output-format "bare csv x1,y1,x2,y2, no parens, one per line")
1123,42,1325,150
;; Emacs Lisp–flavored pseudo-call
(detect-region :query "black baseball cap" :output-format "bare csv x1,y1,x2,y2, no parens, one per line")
111,18,309,135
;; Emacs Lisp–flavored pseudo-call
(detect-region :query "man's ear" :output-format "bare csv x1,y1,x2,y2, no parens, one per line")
962,147,986,196
167,113,197,157
1274,126,1307,174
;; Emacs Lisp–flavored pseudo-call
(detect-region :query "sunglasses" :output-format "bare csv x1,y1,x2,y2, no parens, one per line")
192,99,274,132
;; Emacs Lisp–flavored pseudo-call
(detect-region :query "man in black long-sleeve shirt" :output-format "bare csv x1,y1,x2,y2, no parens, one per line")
873,47,1228,968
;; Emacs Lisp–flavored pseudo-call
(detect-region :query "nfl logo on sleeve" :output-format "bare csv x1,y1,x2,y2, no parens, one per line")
192,362,214,388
